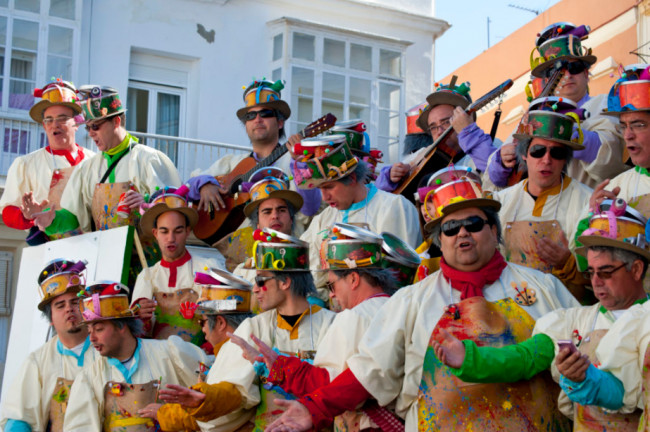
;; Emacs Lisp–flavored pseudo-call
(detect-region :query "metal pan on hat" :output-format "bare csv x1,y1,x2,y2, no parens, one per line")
204,267,252,290
381,232,421,267
248,167,290,185
263,228,309,248
428,166,481,190
332,222,382,243
598,199,648,225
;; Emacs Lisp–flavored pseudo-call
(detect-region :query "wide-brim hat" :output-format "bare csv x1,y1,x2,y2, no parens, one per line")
293,136,359,189
243,190,303,217
530,23,597,78
29,80,83,123
602,66,650,117
140,189,199,238
236,79,291,121
242,168,303,217
416,87,473,133
513,110,584,150
79,281,135,323
37,258,87,311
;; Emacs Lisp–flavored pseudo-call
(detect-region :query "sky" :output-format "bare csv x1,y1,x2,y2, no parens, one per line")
434,0,562,79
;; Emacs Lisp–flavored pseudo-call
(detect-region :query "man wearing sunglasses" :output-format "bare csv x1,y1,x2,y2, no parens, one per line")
488,22,627,190
431,205,650,430
493,102,593,300
0,80,95,245
264,181,579,431
186,79,320,234
30,86,181,238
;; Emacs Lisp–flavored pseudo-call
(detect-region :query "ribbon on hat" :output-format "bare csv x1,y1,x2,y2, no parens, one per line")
82,293,104,321
566,112,584,145
582,210,618,239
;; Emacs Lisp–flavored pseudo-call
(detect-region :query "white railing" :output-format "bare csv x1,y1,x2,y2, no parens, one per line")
0,112,251,183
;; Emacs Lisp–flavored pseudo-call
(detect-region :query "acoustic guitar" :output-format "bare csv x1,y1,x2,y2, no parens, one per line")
193,113,337,245
393,79,514,204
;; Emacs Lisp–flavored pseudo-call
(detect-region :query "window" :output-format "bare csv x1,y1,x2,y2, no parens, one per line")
270,20,406,160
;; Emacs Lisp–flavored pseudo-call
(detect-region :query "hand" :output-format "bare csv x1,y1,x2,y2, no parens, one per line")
198,183,228,212
136,298,157,320
389,163,410,183
556,346,590,383
266,399,313,432
122,190,144,210
500,142,517,168
450,106,473,133
536,233,571,269
158,384,206,409
589,179,620,212
20,192,49,220
33,206,56,231
432,328,466,369
137,403,161,420
286,134,303,160
227,332,262,364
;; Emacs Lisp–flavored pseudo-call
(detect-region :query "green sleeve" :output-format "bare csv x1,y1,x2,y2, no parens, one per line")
44,208,81,236
574,216,591,271
451,333,555,383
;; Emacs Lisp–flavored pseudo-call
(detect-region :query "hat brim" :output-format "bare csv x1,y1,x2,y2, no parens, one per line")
576,235,650,262
531,55,598,78
601,107,650,117
423,198,502,233
512,133,585,151
243,190,304,217
29,100,83,123
140,203,199,239
236,100,291,121
37,285,84,311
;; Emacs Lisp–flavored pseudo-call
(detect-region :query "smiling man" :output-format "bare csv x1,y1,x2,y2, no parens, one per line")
0,80,94,244
265,174,579,432
493,99,593,300
0,259,96,432
32,85,180,238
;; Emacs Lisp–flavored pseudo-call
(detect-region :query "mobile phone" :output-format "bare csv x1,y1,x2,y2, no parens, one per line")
557,339,578,354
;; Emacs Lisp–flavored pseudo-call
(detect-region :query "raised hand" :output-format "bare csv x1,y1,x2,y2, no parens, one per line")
432,328,466,369
122,189,144,210
198,183,227,212
499,142,518,168
158,383,206,409
556,346,590,383
21,191,49,219
589,179,620,212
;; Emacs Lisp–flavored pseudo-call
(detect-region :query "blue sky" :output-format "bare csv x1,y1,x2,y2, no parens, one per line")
434,0,562,79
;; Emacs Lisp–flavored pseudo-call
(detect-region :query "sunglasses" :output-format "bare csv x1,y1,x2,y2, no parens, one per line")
528,144,570,160
325,277,342,293
85,119,109,132
543,61,588,78
441,216,490,237
582,263,627,280
244,109,276,122
255,275,275,287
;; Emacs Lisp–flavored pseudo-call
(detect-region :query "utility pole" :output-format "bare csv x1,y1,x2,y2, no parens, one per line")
487,17,491,49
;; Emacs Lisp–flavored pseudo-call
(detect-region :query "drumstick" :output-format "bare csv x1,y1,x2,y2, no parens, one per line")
133,230,148,269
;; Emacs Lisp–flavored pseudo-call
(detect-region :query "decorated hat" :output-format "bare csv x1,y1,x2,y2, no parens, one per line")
140,184,198,238
325,223,384,269
236,78,291,121
292,135,359,189
78,281,135,323
407,102,428,135
530,23,597,78
416,76,472,132
380,232,421,288
602,64,650,117
194,267,253,314
423,165,500,232
513,98,585,150
247,228,310,271
577,198,650,261
29,79,83,123
37,259,87,311
327,120,383,180
76,85,126,122
242,167,303,217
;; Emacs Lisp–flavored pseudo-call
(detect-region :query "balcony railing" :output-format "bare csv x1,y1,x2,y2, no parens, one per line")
0,113,251,184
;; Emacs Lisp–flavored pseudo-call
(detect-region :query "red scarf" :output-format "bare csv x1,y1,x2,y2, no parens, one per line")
46,144,86,166
160,251,191,287
440,250,507,300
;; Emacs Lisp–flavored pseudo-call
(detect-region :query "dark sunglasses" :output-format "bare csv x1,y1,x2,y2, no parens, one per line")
543,61,588,78
441,216,490,237
244,109,276,122
528,144,570,160
85,119,108,132
255,275,275,287
582,263,626,280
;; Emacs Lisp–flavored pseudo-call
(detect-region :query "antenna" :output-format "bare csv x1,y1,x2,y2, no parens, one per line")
508,3,540,15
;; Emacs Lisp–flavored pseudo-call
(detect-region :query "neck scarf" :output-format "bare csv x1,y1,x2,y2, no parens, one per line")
440,250,507,300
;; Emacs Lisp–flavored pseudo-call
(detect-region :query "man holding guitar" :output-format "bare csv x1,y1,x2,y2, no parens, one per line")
187,79,322,241
488,22,627,189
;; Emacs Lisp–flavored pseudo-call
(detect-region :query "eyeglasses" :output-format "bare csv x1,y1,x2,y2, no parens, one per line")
85,119,108,132
197,318,207,327
428,117,451,134
441,216,490,237
255,275,275,287
325,277,341,293
617,120,649,134
528,144,570,160
582,263,627,280
244,109,276,122
42,115,73,126
543,61,588,78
